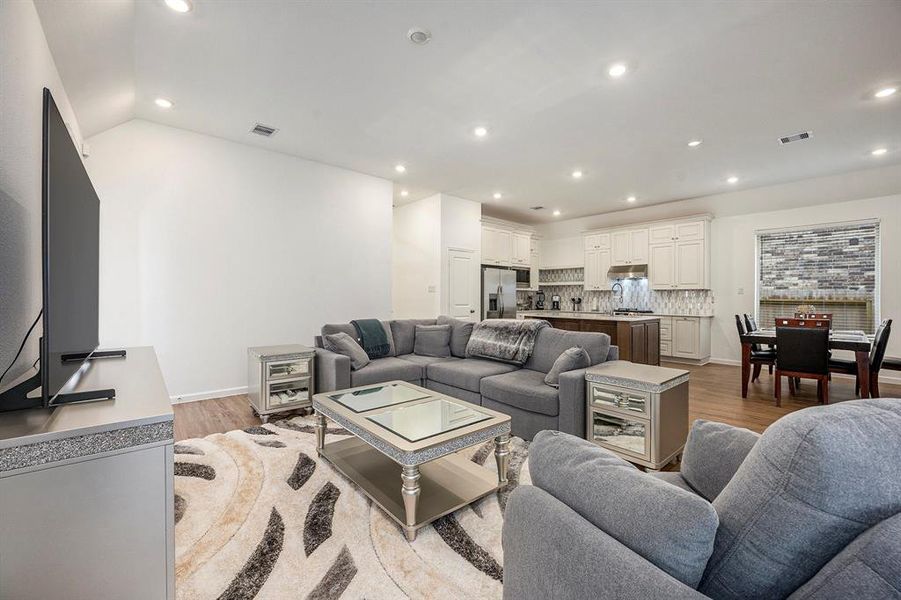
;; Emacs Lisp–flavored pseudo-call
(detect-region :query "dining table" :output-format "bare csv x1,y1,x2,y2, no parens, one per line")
739,328,874,398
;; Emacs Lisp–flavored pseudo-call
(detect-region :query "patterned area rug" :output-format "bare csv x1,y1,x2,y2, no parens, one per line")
174,414,530,599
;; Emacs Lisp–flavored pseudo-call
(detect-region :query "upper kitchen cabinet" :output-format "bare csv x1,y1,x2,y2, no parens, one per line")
584,247,612,291
610,228,649,266
583,232,611,251
481,226,512,266
540,236,584,269
512,231,532,266
648,218,710,289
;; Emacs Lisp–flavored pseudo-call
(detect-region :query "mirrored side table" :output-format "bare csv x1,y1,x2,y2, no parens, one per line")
248,344,316,423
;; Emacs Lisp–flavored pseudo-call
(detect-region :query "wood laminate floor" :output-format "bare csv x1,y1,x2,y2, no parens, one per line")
173,362,901,441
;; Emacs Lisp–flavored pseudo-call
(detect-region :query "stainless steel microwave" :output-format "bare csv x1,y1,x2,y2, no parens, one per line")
515,267,531,288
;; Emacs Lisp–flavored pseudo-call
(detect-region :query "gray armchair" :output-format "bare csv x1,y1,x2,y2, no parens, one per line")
503,399,901,599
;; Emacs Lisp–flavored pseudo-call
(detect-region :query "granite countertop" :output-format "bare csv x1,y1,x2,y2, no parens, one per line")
0,347,174,473
585,360,690,393
519,310,714,319
518,310,660,322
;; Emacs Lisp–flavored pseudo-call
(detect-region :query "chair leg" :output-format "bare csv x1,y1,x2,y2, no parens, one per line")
871,376,879,399
788,377,796,396
774,373,782,407
752,364,762,382
768,364,773,374
855,377,860,397
822,376,829,405
817,379,824,404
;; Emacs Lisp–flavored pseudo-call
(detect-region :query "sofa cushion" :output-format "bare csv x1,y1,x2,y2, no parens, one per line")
349,357,423,387
700,399,901,600
426,358,517,393
322,321,395,357
680,419,760,502
787,512,901,600
389,319,437,355
530,430,719,588
524,327,611,374
396,354,459,379
437,316,475,358
648,471,700,496
544,347,591,387
480,369,559,416
323,332,370,370
413,324,452,358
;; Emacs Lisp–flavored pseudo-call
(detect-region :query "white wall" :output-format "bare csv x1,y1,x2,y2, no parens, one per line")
0,0,83,384
392,195,441,318
439,195,482,315
85,120,393,400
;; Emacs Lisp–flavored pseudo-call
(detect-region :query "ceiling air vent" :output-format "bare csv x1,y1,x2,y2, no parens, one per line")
779,130,812,145
250,123,278,137
529,206,545,211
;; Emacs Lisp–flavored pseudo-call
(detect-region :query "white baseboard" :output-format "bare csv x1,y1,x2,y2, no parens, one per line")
170,386,248,404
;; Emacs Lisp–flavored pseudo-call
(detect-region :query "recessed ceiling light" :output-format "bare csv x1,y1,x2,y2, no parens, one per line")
687,139,703,148
474,126,488,138
400,190,409,197
154,97,173,109
871,148,888,156
726,176,739,184
571,170,583,179
408,27,432,45
493,192,502,200
395,164,406,173
626,196,636,203
164,0,192,13
608,63,628,78
552,210,561,217
874,87,897,99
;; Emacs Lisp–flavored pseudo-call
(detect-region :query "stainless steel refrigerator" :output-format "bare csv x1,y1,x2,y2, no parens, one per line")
482,267,517,319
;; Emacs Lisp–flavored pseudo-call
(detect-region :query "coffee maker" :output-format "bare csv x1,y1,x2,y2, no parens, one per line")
551,294,561,310
535,290,546,310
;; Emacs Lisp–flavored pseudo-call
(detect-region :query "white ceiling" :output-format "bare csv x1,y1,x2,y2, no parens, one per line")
36,0,901,223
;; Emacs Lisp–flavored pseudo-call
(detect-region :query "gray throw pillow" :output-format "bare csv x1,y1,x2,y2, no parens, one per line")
544,347,591,387
530,430,719,588
680,420,759,502
413,324,452,358
437,315,475,358
323,332,370,370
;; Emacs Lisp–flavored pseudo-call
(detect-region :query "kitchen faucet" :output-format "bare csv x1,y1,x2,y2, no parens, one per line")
611,281,624,307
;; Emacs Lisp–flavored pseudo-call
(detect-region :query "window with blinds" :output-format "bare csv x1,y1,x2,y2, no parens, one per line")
757,221,880,334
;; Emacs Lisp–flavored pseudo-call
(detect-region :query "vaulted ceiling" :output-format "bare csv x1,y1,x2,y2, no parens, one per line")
36,0,901,222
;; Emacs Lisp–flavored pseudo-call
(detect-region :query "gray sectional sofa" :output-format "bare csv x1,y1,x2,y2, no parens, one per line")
503,399,901,599
313,316,618,440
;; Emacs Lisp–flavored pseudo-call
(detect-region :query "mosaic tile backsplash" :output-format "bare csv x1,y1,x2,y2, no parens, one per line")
517,267,715,316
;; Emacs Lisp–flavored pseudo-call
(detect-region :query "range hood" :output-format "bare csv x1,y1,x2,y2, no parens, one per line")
607,264,648,279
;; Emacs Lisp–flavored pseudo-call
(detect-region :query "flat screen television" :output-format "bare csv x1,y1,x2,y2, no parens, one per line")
41,88,101,405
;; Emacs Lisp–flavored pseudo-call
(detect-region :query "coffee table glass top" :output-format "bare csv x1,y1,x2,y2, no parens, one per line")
366,398,492,443
328,383,430,413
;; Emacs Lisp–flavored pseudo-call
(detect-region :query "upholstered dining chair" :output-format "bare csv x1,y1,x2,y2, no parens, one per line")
775,326,830,406
829,319,893,398
743,314,774,374
735,315,776,383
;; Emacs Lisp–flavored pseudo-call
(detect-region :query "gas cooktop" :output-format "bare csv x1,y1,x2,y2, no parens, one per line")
613,308,654,315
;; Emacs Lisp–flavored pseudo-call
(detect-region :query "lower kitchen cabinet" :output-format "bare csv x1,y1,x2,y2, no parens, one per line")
658,316,711,364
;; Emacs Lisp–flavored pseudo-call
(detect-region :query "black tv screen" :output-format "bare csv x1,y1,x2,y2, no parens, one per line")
41,88,100,404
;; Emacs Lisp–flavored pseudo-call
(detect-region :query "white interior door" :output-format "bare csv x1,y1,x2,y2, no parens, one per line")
447,248,479,320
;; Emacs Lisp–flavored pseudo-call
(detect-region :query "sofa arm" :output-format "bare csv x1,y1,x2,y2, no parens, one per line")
314,348,351,392
557,367,589,437
503,485,707,600
607,344,619,361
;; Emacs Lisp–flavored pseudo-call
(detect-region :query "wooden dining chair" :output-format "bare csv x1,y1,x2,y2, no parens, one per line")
775,326,830,406
776,317,831,329
829,319,893,398
743,314,774,375
736,315,776,382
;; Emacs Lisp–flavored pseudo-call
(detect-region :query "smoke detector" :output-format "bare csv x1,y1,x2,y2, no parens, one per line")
250,123,278,137
779,131,812,145
408,27,432,45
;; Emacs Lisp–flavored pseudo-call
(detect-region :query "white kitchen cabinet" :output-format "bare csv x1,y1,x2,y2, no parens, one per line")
481,226,513,266
610,228,649,266
584,232,611,251
540,236,584,268
512,232,531,266
584,248,611,290
529,250,540,289
672,318,700,357
648,219,710,289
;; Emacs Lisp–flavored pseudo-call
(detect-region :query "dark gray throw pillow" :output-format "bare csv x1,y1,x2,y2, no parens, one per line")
323,332,370,370
413,324,452,358
437,315,475,358
544,347,591,387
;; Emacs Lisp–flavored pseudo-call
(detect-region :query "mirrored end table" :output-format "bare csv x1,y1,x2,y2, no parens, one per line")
312,380,511,541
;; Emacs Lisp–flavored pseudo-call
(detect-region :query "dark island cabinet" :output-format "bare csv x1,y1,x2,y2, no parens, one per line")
525,316,660,366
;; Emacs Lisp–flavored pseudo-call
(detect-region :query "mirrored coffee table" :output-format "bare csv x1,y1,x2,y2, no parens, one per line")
312,380,512,541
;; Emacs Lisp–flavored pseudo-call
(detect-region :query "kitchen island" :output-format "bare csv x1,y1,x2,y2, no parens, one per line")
519,310,661,365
